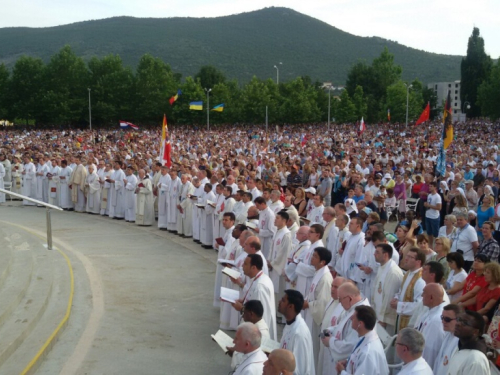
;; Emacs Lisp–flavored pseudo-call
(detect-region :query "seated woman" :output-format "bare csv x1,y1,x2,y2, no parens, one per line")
431,237,451,283
446,252,468,302
460,262,500,322
438,214,457,240
454,253,490,309
416,233,436,261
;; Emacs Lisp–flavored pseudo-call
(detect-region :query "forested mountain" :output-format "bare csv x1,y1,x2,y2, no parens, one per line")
0,7,461,84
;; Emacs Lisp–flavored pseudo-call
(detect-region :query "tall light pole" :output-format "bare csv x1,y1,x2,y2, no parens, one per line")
205,88,211,131
88,88,92,131
273,62,282,84
462,100,471,121
327,85,334,131
404,83,413,127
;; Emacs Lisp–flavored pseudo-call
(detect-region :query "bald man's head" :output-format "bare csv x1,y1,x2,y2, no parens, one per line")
331,276,346,300
422,283,444,309
263,349,296,375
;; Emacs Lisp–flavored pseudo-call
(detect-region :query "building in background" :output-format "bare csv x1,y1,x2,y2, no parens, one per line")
427,80,469,122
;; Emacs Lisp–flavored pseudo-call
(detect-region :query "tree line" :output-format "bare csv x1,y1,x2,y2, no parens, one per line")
0,27,497,127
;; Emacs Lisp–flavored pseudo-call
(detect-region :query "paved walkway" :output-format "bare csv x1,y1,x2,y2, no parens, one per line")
0,202,232,375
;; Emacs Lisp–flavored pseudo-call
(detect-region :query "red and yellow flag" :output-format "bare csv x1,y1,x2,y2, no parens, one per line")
415,102,430,126
161,114,172,167
442,92,453,149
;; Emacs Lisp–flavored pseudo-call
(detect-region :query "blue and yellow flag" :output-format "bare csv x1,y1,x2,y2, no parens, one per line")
211,104,224,112
189,101,203,111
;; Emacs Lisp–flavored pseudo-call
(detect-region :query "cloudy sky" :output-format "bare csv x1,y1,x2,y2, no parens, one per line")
3,0,499,58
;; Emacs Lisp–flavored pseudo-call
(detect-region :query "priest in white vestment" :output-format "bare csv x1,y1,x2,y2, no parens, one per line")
68,157,87,212
36,159,50,203
152,164,162,219
167,170,181,231
335,305,389,375
269,190,285,214
253,197,276,258
371,244,403,335
177,175,195,236
108,161,126,219
219,185,236,240
11,159,23,196
231,322,268,375
191,177,205,241
157,166,171,229
200,183,216,248
135,170,155,226
321,283,370,363
278,289,315,375
214,213,236,308
306,196,326,226
232,254,277,341
48,161,61,206
0,163,5,203
213,184,225,244
295,225,324,298
332,215,351,275
123,166,137,222
85,164,101,214
58,160,73,209
338,217,365,281
433,305,459,375
236,192,254,224
302,247,333,365
98,163,112,215
267,211,292,307
395,328,433,375
284,227,311,290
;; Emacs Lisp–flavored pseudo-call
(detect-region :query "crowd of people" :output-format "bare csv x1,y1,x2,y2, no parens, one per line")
1,118,500,374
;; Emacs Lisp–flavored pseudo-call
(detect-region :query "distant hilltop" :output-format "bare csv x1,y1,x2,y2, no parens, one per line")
0,7,461,83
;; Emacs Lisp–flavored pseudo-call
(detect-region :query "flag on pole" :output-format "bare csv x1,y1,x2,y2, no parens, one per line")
189,101,203,110
301,134,308,147
387,109,391,121
169,89,182,105
119,121,139,130
211,104,225,112
443,92,453,149
415,102,431,126
160,114,172,167
359,117,366,135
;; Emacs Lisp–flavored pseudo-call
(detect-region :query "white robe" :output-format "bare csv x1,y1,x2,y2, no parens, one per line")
241,271,277,341
280,314,315,375
178,181,195,235
231,319,269,369
269,200,284,214
396,268,425,327
284,240,311,290
333,228,351,275
295,240,324,298
48,165,61,206
268,227,292,298
258,207,276,259
22,162,37,205
232,348,267,375
85,172,102,214
124,174,137,222
0,163,5,203
11,163,23,196
58,166,73,209
340,330,389,375
167,176,181,230
236,201,254,224
135,177,155,226
191,181,206,239
446,348,489,375
371,260,403,330
398,357,433,375
413,301,446,367
200,190,216,246
213,193,225,244
109,168,126,218
319,300,344,375
433,332,458,375
326,298,371,362
36,163,50,203
214,225,235,308
355,241,379,301
98,168,112,215
339,232,365,281
157,173,171,229
307,205,325,226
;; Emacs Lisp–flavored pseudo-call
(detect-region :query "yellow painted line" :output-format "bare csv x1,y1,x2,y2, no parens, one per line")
0,221,74,375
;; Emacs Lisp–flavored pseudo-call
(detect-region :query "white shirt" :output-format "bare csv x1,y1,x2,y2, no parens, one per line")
340,330,389,375
280,314,315,375
399,357,433,375
425,192,441,219
233,348,267,375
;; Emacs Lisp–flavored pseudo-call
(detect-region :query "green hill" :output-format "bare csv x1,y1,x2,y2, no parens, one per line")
0,7,461,84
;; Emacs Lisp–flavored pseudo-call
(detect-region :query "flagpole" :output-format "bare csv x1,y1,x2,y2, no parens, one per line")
404,83,412,127
205,88,211,131
265,106,268,133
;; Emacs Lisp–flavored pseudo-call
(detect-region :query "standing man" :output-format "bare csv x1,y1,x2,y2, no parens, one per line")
58,160,73,210
302,247,333,365
317,168,333,208
284,226,311,290
200,183,216,249
36,157,50,204
295,224,324,298
278,290,315,375
253,196,276,258
269,190,285,214
396,328,433,374
214,212,236,308
307,195,326,226
99,162,112,216
135,169,154,226
450,212,480,272
338,217,365,281
177,174,195,236
123,166,137,222
157,165,171,230
263,349,296,375
85,164,101,214
371,244,403,335
69,156,87,212
231,322,268,375
424,181,442,246
267,211,292,309
335,305,389,375
167,169,181,232
433,304,461,375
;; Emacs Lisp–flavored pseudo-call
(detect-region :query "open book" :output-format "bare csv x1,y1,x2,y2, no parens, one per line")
261,337,281,354
300,216,311,223
222,267,241,280
245,221,258,230
220,287,240,303
211,330,234,354
217,259,237,267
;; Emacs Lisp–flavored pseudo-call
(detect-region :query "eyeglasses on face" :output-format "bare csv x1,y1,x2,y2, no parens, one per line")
440,315,456,323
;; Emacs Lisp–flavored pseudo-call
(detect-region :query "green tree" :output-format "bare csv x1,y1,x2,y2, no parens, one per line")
195,65,226,90
460,27,492,118
385,80,423,123
478,60,500,120
279,77,321,123
334,89,357,123
240,76,276,124
352,85,367,119
43,46,89,124
88,55,135,124
0,64,9,119
134,54,179,122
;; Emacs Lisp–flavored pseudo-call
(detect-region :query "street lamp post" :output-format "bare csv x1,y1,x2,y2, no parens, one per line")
205,88,211,131
462,101,471,120
88,88,92,131
327,85,334,131
273,62,282,84
404,83,413,127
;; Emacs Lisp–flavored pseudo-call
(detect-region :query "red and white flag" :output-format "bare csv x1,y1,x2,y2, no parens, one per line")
359,117,366,135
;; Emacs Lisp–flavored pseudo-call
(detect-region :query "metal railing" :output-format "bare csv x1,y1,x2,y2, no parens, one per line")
0,187,63,250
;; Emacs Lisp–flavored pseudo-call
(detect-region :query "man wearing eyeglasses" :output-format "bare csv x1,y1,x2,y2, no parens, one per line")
433,304,461,375
395,328,433,374
447,310,490,374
